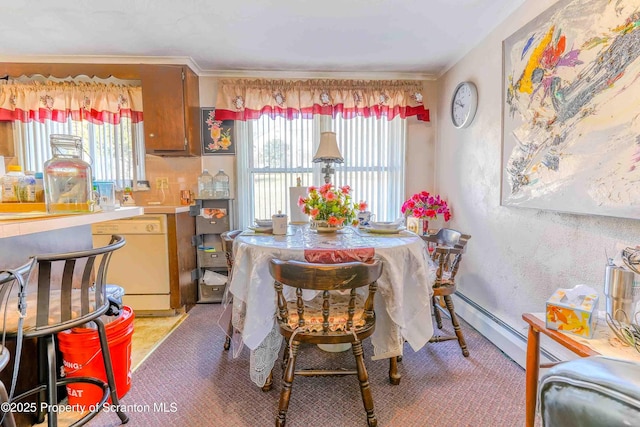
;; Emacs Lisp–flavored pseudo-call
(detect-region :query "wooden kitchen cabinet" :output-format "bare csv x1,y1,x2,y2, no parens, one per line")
139,64,201,156
1,62,202,156
167,211,198,309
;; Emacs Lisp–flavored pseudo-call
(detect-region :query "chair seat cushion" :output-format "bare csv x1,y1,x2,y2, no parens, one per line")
284,292,365,333
540,356,640,427
2,289,99,335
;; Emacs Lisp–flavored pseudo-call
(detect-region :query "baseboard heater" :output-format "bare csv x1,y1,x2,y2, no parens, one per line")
452,291,561,368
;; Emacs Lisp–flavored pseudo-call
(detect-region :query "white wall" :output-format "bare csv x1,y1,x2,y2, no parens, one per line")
437,0,640,343
199,77,236,198
404,81,437,199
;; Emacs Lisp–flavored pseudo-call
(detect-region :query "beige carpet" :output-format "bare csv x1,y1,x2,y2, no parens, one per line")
91,303,537,427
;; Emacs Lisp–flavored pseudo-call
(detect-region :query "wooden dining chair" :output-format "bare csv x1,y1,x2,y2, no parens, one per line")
220,229,242,351
423,228,471,357
269,258,383,427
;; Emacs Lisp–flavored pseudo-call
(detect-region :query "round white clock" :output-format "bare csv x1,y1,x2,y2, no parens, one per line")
450,81,478,129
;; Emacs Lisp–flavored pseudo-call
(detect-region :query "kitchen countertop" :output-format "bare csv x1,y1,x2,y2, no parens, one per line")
143,205,192,214
0,206,144,238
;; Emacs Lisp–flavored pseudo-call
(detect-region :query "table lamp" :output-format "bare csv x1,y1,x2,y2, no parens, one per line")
313,132,344,184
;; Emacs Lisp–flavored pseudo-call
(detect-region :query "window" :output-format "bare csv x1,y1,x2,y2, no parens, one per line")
236,114,406,228
13,117,145,189
1,77,145,189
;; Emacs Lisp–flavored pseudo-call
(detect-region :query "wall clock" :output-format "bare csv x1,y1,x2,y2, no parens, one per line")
450,81,478,129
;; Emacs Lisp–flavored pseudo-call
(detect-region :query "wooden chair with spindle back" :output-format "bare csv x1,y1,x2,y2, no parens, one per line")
269,258,383,427
423,228,471,357
220,230,242,351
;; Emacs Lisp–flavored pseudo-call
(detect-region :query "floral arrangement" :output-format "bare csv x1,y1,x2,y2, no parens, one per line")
298,183,357,226
401,191,452,221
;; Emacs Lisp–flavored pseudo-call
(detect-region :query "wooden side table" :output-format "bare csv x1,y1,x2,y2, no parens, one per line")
522,313,599,427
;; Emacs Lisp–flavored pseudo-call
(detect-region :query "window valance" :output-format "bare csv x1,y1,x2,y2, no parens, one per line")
215,78,429,122
0,81,143,124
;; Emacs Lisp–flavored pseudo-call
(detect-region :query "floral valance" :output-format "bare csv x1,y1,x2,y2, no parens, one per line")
215,79,429,122
0,81,144,124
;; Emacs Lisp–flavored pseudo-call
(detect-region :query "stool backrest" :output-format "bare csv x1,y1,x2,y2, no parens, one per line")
1,235,125,335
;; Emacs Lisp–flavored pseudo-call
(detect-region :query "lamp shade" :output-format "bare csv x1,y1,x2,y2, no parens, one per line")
313,132,344,163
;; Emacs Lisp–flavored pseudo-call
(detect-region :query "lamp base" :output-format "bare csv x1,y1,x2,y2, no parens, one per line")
321,162,335,184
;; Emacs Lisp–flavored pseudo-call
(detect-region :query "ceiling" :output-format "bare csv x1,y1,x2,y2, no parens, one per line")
1,0,525,78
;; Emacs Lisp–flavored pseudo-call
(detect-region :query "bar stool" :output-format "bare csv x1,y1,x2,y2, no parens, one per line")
0,235,128,426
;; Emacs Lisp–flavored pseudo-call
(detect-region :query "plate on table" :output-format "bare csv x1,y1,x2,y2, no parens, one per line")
361,226,406,234
254,219,273,228
368,220,404,230
248,225,273,233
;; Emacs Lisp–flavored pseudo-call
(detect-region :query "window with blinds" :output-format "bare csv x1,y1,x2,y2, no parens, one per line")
13,117,145,190
236,114,406,228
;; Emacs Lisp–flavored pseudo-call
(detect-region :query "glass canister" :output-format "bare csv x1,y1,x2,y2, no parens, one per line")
213,169,230,199
43,134,93,214
197,169,214,198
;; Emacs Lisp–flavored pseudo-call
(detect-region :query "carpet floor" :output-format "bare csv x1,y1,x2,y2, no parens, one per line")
90,303,532,427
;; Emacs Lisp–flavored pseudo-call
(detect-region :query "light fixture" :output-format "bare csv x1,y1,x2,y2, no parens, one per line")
313,131,344,184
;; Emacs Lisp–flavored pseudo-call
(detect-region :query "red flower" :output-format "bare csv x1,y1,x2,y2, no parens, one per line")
401,191,452,221
319,183,332,195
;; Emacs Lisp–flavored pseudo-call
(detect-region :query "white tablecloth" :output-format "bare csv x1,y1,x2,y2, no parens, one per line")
227,225,435,387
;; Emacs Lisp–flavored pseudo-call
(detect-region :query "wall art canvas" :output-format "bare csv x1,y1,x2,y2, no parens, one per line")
502,0,640,219
202,108,235,155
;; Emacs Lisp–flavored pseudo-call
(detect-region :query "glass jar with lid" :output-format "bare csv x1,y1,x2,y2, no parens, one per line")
43,134,93,213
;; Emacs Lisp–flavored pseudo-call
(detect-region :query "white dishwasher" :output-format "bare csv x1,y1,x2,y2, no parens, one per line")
92,215,172,314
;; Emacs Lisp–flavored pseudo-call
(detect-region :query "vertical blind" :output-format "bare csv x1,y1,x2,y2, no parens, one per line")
236,114,406,228
13,117,145,189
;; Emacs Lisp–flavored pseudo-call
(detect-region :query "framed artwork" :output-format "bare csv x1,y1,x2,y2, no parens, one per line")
501,0,640,220
201,108,236,155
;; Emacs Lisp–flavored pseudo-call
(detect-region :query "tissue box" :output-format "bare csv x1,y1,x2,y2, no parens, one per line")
545,285,599,338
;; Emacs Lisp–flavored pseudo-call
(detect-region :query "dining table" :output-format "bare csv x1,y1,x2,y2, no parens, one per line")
226,224,436,388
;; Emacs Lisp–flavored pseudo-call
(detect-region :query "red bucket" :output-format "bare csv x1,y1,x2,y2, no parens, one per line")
58,306,135,407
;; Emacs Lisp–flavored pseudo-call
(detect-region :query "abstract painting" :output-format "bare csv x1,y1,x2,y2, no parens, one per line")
201,108,235,155
502,0,640,219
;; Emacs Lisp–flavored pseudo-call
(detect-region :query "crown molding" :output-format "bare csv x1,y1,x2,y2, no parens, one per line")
0,55,436,81
0,55,203,75
199,69,437,81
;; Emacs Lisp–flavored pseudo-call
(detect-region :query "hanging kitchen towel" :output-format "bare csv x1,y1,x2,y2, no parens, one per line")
202,270,227,286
